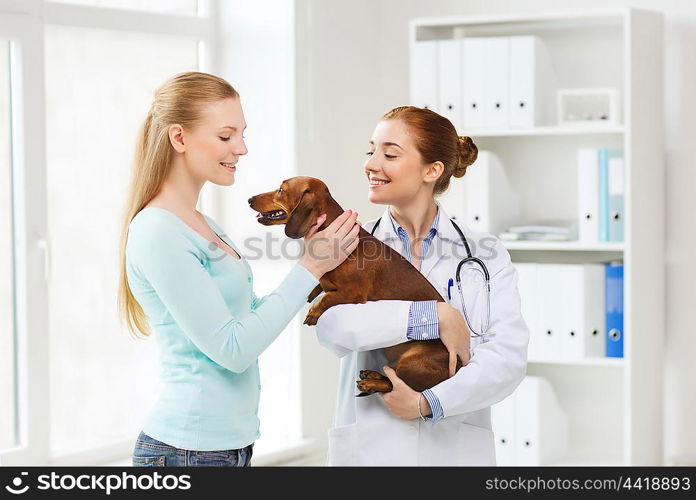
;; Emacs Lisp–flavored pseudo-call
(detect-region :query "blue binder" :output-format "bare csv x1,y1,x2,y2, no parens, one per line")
605,263,624,358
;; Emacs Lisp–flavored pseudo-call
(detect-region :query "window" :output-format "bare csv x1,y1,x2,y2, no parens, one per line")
44,23,200,455
1,0,302,465
0,37,17,451
0,0,217,465
47,0,200,16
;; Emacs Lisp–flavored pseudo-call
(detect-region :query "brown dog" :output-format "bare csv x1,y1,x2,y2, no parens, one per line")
248,177,461,395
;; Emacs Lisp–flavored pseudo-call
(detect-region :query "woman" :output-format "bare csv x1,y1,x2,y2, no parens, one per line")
117,71,360,467
315,106,529,466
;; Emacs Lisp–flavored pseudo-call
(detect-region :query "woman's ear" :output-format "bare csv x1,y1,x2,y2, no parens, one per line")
424,160,445,185
285,191,317,239
169,124,186,153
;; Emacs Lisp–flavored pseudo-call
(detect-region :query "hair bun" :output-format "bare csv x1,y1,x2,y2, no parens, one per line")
454,136,478,178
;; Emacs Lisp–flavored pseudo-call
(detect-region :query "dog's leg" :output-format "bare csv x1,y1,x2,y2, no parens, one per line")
356,378,393,396
355,370,392,396
303,290,365,325
359,369,389,381
307,284,323,303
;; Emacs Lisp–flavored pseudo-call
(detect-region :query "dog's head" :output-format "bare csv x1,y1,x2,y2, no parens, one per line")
248,176,330,239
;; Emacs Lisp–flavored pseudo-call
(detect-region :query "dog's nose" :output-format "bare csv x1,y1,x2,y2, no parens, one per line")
247,197,253,205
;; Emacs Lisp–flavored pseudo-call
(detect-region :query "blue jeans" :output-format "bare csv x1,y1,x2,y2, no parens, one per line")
132,430,253,467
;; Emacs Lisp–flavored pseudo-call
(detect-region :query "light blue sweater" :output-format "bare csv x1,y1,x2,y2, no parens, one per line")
125,207,319,451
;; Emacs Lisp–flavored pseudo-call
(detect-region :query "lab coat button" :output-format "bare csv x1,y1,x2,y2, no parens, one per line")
421,317,428,323
422,332,429,338
248,276,252,282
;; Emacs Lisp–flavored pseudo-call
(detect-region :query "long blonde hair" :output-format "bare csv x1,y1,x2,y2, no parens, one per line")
117,71,239,338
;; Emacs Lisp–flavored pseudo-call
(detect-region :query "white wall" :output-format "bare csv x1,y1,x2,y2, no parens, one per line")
295,0,696,465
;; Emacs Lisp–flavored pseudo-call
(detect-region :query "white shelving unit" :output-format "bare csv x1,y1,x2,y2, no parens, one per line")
410,9,664,465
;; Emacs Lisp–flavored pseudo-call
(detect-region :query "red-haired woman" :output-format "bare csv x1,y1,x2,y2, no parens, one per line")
316,106,530,466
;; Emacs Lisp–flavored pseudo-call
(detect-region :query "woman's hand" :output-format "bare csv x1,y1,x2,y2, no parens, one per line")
436,302,471,377
299,210,361,280
380,366,431,420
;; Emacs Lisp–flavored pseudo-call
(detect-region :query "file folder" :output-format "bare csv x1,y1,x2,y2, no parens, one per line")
533,264,605,361
598,148,609,242
577,148,600,244
508,36,556,128
555,264,605,360
410,40,439,111
608,151,625,242
491,392,516,465
535,264,564,360
483,37,510,128
514,263,544,360
462,37,486,129
605,263,624,358
437,39,462,130
514,376,568,465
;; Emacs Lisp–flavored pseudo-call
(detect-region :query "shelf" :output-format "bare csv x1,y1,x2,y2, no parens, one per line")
461,125,625,137
503,241,624,252
548,456,625,466
528,357,625,367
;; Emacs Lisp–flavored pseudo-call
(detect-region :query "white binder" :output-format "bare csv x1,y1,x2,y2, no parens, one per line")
534,264,565,361
555,264,605,360
508,36,556,128
409,40,439,111
483,37,510,128
535,264,605,361
514,376,568,465
491,392,517,465
514,263,543,360
437,39,462,130
438,151,520,235
577,148,600,244
608,153,625,242
461,37,486,129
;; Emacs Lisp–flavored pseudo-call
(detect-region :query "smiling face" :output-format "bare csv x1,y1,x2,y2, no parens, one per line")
364,119,442,206
173,97,248,186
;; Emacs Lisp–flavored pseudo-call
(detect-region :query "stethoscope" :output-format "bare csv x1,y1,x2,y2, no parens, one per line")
371,215,494,342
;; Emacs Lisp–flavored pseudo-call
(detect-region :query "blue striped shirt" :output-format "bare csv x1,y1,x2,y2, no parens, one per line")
387,207,444,422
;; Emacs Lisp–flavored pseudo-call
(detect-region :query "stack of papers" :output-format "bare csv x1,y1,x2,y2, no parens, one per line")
499,224,575,241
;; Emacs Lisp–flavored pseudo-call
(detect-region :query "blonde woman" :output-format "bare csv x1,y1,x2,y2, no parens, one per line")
118,72,360,467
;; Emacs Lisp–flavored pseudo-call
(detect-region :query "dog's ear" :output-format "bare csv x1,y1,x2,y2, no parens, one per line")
285,190,317,239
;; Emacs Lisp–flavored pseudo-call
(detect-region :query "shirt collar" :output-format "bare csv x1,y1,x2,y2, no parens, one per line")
387,204,441,243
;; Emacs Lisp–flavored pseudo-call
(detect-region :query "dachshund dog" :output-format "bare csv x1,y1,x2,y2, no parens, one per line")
249,177,461,395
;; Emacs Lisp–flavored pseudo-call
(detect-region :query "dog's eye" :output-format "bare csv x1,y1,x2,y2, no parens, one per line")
278,187,283,194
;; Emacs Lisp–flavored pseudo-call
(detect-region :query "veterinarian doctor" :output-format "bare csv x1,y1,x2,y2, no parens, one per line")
315,106,530,466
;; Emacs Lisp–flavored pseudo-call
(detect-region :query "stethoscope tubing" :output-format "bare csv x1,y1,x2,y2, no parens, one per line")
370,214,492,338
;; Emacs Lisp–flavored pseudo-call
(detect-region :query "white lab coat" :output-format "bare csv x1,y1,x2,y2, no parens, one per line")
315,205,529,466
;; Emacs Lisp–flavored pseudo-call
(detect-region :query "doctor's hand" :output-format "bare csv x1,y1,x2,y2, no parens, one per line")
380,366,431,420
436,302,471,377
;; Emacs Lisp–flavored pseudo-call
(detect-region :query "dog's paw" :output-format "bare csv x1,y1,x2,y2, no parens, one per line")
356,378,393,394
359,369,387,381
303,310,319,326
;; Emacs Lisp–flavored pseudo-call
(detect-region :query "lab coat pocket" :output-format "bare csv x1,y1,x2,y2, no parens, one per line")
327,423,358,466
457,422,496,465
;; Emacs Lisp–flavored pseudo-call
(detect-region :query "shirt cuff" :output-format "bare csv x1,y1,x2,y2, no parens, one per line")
421,389,444,422
406,300,439,340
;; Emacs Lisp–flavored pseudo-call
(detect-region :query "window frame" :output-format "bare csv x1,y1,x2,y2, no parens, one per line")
0,0,220,466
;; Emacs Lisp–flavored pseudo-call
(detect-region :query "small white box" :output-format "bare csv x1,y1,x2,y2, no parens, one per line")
558,88,620,126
